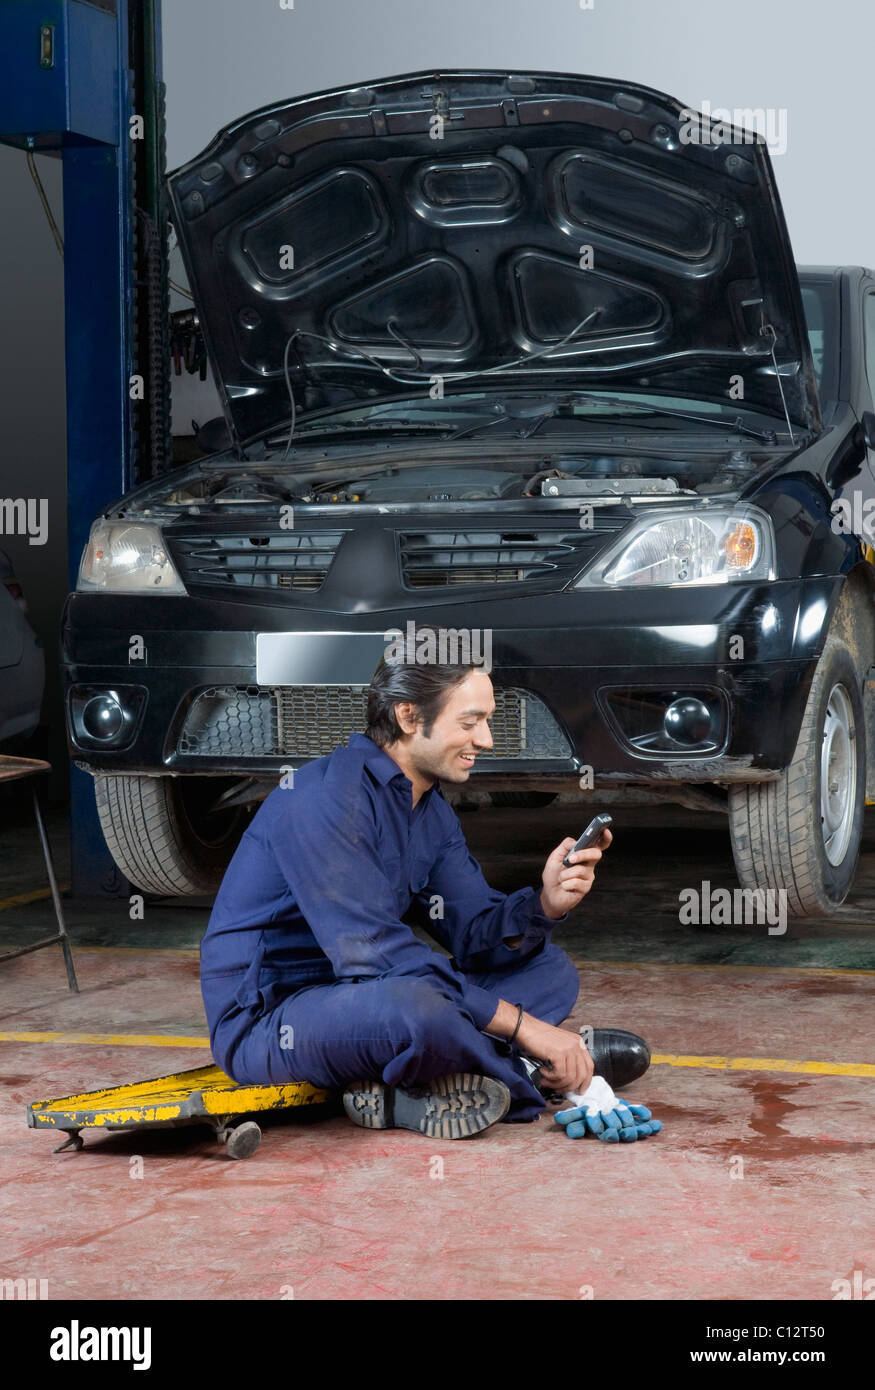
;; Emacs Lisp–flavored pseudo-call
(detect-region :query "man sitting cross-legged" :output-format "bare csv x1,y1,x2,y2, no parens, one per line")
199,648,650,1138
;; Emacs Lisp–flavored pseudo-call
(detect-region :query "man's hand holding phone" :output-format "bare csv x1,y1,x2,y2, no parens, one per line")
539,814,613,920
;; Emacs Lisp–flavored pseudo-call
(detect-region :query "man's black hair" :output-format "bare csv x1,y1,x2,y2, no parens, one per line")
365,636,479,748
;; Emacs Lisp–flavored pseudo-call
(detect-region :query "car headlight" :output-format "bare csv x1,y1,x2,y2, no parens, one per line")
76,521,187,594
573,506,775,588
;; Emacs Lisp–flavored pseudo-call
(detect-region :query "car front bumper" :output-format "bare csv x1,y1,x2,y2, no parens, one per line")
61,574,842,787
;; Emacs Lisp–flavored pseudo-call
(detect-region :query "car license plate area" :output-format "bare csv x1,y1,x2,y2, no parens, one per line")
255,632,387,685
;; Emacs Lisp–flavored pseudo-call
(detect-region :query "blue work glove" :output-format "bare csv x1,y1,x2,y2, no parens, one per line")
555,1076,662,1143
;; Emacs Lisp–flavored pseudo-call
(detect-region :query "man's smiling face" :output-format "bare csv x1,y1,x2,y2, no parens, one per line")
393,669,495,787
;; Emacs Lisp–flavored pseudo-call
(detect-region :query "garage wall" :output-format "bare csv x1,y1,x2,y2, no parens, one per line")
0,0,868,800
164,0,864,256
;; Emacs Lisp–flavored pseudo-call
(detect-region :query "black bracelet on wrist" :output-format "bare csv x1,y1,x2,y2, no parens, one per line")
509,1003,524,1045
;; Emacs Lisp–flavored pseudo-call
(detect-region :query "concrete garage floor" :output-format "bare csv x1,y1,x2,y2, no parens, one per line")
0,787,873,1301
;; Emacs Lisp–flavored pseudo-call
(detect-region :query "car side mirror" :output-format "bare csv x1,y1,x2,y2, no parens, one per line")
861,411,875,451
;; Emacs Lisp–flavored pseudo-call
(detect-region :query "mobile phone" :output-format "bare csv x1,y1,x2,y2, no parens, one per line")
562,814,613,867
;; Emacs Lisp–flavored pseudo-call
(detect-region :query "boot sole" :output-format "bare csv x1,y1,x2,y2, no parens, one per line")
342,1071,511,1139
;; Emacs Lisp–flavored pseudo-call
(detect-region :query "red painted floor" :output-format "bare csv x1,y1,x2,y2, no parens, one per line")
1,945,872,1300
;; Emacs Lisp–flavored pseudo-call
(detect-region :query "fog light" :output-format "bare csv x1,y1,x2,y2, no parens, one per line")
599,686,726,756
68,684,147,750
82,695,124,740
664,697,713,746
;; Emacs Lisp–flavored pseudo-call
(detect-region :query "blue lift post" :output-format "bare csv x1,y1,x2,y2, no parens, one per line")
0,0,167,897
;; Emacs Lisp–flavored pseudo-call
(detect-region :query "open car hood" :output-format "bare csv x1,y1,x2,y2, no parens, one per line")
166,70,821,447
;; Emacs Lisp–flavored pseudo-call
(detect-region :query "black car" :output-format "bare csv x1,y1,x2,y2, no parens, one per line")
62,71,875,916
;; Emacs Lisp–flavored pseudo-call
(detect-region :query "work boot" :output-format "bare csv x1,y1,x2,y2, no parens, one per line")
528,1028,651,1097
588,1028,651,1088
342,1071,511,1139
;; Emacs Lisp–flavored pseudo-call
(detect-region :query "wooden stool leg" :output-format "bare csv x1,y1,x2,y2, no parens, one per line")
31,784,79,994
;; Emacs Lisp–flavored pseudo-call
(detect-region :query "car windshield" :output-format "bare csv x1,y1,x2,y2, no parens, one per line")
799,281,836,401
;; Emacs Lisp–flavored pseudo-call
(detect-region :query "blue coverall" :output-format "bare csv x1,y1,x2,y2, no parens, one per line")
200,732,581,1121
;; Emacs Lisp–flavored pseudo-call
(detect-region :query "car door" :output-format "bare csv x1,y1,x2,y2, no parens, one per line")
854,285,875,559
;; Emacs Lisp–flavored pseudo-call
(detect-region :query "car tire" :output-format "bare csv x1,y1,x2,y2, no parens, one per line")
94,773,249,896
728,636,866,916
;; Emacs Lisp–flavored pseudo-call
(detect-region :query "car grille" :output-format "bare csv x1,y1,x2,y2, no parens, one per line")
167,514,631,595
177,686,277,758
168,532,348,592
176,685,572,761
399,521,628,588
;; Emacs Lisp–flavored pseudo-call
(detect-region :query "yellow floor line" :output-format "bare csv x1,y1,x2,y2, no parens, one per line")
1,944,873,979
0,1031,209,1048
50,946,200,958
651,1052,874,1078
583,959,875,978
1,1031,873,1077
0,884,72,911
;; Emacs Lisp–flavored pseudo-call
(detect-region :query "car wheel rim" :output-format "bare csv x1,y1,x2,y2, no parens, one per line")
820,682,856,867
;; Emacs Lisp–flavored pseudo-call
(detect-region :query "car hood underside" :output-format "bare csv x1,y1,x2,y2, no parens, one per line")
167,69,820,447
